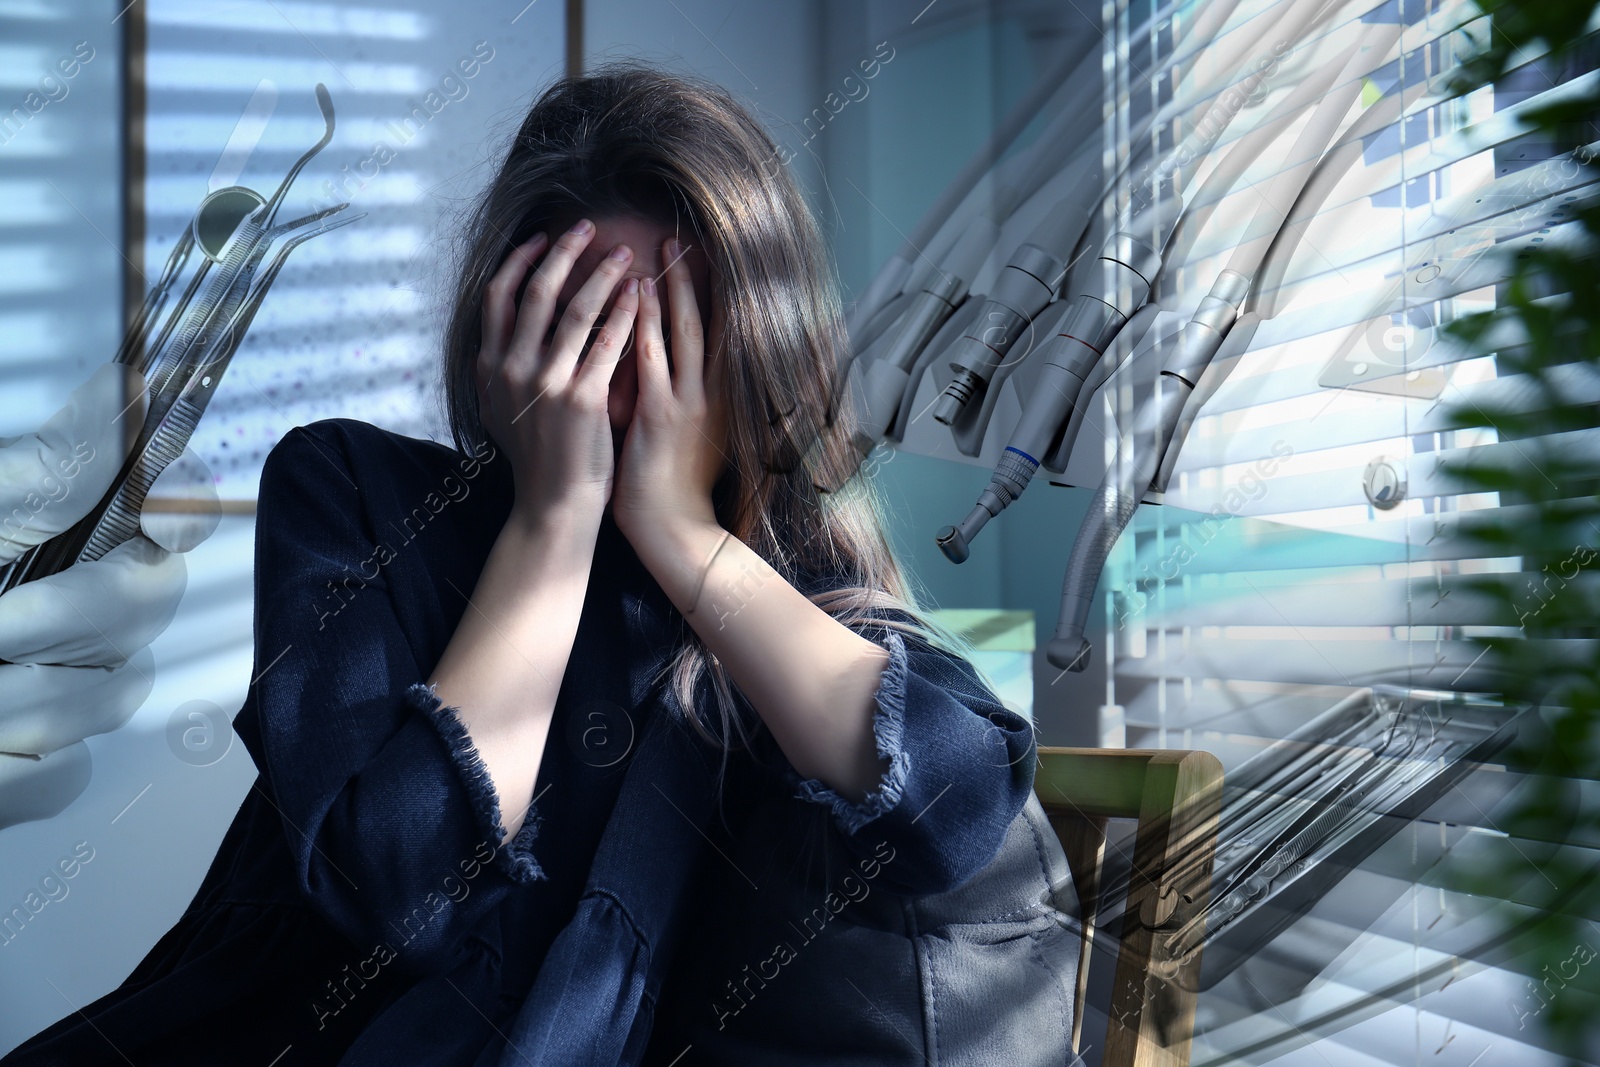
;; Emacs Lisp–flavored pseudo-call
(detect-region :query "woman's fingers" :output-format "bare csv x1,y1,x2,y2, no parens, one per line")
661,236,706,399
573,277,642,395
505,220,597,387
633,275,672,407
480,233,549,376
478,233,548,435
541,239,635,388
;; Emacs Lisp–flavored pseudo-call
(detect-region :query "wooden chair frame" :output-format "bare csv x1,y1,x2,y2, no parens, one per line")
1034,748,1225,1067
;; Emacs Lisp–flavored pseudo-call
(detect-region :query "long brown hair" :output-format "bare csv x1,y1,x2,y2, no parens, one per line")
438,60,974,766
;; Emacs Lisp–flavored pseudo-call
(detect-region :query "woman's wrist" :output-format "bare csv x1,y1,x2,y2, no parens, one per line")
500,499,605,570
506,494,604,538
629,517,731,617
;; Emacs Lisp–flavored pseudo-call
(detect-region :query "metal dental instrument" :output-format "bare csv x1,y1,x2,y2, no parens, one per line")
1046,688,1520,992
840,215,998,465
928,197,1089,429
0,83,364,612
846,0,1286,406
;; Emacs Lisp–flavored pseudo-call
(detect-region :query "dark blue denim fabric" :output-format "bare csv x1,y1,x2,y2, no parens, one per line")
639,607,1085,1066
0,418,1081,1066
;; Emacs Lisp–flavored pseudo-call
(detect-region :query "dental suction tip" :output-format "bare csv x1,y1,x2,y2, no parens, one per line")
935,524,969,564
1046,636,1092,673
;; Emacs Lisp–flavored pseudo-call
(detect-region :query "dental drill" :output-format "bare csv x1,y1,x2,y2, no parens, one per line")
928,196,1089,428
1045,268,1249,671
842,215,999,463
857,0,1257,333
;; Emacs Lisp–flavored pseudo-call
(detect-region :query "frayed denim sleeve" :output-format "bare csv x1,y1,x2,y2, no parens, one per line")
766,610,1038,898
240,422,546,978
788,628,913,835
405,682,544,884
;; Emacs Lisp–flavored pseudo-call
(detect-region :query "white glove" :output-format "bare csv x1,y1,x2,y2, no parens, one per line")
0,364,221,831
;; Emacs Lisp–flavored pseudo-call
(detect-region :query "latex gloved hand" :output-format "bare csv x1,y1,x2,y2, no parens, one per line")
0,363,221,831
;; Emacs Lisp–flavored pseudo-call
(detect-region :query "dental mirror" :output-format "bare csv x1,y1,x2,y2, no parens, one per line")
193,185,266,261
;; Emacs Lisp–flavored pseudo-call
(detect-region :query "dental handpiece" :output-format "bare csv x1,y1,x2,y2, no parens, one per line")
934,231,1163,564
1034,11,1404,666
842,214,999,462
929,196,1089,427
885,0,1306,324
854,0,1336,434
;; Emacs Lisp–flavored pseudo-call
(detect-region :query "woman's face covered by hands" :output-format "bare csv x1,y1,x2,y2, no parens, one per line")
545,215,721,454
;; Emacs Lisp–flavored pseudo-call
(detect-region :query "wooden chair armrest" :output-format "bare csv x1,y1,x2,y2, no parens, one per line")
1034,747,1223,821
1032,747,1225,1067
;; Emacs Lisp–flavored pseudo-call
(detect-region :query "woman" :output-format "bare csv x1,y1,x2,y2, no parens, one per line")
2,61,1082,1066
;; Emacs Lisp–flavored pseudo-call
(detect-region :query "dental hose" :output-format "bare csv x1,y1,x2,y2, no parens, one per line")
1045,372,1190,672
1047,268,1251,670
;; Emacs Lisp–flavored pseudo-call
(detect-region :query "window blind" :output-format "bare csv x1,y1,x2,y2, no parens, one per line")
1085,2,1600,1064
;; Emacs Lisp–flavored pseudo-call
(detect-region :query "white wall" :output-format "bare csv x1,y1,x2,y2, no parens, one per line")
587,0,825,205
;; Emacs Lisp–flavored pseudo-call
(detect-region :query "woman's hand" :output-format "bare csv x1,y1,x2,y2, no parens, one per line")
611,236,731,547
476,220,642,524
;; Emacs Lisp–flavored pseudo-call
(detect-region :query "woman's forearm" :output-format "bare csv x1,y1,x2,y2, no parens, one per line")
633,519,892,802
427,505,601,844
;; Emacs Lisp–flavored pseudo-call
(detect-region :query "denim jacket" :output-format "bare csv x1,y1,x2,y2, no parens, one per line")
2,418,1082,1067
